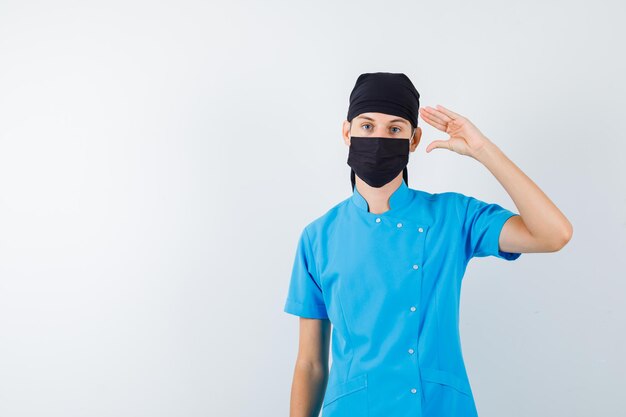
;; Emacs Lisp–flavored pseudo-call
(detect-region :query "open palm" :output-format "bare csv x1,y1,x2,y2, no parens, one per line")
419,104,491,159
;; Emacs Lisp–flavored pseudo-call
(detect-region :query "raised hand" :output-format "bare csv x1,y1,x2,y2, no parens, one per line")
419,104,493,159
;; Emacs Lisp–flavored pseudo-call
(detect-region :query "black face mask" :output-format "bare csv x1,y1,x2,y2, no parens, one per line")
347,135,410,188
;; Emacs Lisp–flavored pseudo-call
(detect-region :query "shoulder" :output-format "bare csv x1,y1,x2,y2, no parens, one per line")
411,188,465,202
410,188,468,221
303,198,351,240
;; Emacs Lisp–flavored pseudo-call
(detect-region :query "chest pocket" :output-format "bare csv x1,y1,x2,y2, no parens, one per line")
321,373,368,417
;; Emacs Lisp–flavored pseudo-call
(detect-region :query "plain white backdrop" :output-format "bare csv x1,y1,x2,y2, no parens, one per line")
0,1,624,416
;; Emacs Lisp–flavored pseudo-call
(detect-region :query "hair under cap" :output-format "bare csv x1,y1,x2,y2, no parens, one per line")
347,72,421,128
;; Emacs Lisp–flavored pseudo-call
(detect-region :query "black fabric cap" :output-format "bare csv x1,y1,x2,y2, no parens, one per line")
347,72,420,128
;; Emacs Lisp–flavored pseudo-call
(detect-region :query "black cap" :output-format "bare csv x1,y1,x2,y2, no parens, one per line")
347,72,420,128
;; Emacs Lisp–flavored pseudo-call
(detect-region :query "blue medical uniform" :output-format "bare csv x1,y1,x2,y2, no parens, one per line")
283,178,522,417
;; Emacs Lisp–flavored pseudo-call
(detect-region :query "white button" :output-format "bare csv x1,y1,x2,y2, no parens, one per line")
410,306,416,312
397,222,403,228
411,388,417,394
375,218,381,223
413,264,419,270
418,227,423,233
408,348,414,354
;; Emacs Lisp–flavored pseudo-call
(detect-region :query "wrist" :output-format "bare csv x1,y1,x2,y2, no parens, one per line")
473,139,501,164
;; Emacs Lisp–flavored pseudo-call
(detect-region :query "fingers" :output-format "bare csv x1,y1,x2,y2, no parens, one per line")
435,104,462,119
419,108,448,131
420,107,450,125
421,105,463,124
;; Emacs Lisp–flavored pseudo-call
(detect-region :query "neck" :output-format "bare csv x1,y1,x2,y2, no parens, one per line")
355,173,404,214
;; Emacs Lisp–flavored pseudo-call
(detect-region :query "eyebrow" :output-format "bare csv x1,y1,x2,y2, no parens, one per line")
356,115,410,126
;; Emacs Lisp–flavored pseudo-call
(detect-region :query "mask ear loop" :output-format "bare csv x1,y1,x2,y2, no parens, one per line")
349,121,355,191
404,125,416,187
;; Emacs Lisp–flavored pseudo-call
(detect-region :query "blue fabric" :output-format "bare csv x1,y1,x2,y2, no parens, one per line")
283,179,522,417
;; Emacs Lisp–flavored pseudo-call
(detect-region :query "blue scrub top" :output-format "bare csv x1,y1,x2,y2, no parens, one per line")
283,178,522,417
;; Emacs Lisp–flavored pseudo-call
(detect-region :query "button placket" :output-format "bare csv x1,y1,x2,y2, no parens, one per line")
410,224,428,399
404,224,428,318
383,215,429,401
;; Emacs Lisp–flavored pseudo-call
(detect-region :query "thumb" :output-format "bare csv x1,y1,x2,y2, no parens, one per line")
426,140,452,153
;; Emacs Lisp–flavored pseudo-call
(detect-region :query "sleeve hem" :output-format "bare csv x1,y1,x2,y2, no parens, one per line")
283,298,329,319
489,212,522,261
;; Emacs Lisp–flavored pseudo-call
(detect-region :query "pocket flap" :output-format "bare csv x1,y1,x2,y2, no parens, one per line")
323,373,368,406
420,367,471,396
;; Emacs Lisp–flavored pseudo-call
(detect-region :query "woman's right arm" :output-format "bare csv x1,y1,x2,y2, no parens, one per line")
288,317,331,417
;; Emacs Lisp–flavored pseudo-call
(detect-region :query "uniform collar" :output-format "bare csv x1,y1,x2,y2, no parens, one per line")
351,178,412,213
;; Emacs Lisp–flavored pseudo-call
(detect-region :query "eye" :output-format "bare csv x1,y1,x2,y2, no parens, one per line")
391,126,401,133
361,124,372,131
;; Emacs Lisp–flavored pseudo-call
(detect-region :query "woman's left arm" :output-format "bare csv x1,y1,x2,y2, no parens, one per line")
420,104,573,254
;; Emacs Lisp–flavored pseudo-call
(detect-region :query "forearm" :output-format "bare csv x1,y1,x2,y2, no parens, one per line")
289,360,328,417
474,140,573,247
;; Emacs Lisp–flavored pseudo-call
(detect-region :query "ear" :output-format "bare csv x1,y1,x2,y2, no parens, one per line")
342,120,351,147
409,126,422,152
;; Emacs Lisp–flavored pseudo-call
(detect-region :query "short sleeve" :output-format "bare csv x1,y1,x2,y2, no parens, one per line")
283,227,329,319
457,194,522,261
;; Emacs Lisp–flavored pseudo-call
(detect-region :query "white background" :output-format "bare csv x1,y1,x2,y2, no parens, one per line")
0,1,624,416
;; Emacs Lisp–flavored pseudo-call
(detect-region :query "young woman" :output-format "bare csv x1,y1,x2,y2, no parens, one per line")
283,72,572,417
